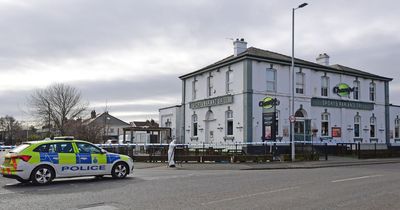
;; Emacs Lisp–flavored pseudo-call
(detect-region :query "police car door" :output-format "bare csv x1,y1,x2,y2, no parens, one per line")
50,142,76,177
75,142,107,176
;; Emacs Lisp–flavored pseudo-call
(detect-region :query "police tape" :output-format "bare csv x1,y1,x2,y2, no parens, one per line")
95,141,332,148
0,146,14,150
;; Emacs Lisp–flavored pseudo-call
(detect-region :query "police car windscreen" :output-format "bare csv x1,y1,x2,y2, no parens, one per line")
10,143,30,153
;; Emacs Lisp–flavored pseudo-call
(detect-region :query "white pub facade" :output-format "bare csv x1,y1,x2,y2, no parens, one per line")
160,39,400,145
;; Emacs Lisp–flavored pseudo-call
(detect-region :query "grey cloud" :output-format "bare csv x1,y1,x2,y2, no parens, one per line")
1,0,400,120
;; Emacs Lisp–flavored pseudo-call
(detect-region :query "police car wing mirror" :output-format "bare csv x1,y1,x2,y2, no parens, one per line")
100,149,107,154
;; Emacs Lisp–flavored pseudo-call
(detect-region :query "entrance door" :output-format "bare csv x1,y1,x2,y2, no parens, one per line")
294,109,311,142
294,121,305,142
205,110,215,144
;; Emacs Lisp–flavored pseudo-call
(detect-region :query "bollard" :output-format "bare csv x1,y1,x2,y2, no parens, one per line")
325,143,328,161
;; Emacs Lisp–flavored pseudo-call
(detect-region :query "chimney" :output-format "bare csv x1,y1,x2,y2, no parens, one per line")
91,110,96,119
233,38,247,56
316,53,330,66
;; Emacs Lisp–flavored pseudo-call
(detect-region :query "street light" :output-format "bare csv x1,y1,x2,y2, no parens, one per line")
291,3,308,162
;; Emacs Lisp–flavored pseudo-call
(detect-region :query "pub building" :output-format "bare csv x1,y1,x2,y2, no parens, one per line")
159,39,400,145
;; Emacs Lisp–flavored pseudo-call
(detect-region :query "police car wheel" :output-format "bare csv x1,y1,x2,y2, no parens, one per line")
112,162,128,179
31,165,54,185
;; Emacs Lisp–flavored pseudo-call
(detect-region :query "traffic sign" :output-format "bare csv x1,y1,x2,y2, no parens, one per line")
289,115,296,123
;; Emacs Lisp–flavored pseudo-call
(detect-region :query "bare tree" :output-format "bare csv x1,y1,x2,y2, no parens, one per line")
29,83,88,136
64,119,104,143
0,116,22,145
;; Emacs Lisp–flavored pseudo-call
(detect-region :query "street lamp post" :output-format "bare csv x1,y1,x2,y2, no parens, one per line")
291,3,308,162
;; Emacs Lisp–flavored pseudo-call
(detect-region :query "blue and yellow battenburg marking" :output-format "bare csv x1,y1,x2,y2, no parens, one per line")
40,153,59,164
39,153,120,164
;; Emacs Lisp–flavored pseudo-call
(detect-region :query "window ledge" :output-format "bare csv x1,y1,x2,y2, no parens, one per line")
190,137,198,141
223,136,234,141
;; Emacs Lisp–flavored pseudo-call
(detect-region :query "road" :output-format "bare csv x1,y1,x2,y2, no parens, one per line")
0,160,399,210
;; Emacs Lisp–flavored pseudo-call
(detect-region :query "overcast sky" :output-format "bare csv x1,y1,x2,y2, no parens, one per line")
0,0,399,125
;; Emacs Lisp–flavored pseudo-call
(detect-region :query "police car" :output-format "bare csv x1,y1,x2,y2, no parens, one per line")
0,139,134,185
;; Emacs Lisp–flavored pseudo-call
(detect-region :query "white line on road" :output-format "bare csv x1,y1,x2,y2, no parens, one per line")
201,186,299,205
0,191,15,195
331,174,383,183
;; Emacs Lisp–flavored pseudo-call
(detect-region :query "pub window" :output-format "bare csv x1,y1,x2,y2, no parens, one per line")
192,78,198,100
165,119,172,128
226,110,233,136
296,72,305,94
353,80,360,100
370,115,376,138
266,68,277,92
192,114,198,137
226,70,233,94
395,117,400,139
321,112,329,136
207,75,214,97
369,82,376,101
354,114,361,138
321,76,329,97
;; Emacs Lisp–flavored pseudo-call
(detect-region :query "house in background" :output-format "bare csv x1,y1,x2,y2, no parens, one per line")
86,110,129,142
130,119,159,128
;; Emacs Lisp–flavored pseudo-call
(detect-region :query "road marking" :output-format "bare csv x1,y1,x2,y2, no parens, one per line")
331,174,383,183
201,186,299,205
0,191,16,195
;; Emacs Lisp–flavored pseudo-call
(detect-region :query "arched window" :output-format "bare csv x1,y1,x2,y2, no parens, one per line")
295,110,305,118
370,115,376,138
354,114,361,138
205,110,214,121
321,112,329,136
226,69,233,94
207,74,214,97
369,82,376,101
226,110,233,136
321,76,329,97
192,114,198,137
296,72,305,94
266,68,277,92
353,80,360,100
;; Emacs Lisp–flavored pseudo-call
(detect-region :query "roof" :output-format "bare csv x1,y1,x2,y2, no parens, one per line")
159,105,182,111
179,47,392,81
131,120,159,128
85,112,129,126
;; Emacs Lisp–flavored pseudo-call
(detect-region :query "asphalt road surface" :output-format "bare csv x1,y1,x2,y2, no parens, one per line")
1,161,400,210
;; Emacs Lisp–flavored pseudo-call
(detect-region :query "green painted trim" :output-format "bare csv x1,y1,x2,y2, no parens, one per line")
311,98,374,110
243,60,253,143
385,81,390,144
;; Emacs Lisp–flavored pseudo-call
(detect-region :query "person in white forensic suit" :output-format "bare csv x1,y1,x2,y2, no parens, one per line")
168,139,176,167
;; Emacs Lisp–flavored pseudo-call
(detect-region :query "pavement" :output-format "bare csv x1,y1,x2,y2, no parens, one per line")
2,150,400,171
133,156,400,170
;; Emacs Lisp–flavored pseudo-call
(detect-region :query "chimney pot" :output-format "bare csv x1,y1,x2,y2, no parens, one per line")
233,38,247,56
316,53,330,66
